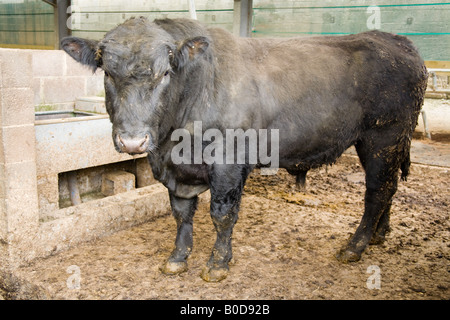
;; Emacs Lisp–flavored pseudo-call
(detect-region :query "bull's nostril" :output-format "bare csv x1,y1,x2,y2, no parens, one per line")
140,134,150,148
116,134,149,154
118,135,125,148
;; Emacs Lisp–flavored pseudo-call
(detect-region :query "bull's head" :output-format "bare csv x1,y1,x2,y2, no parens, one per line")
61,17,210,155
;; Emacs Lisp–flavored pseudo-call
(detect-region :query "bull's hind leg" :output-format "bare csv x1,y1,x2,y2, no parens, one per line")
286,168,308,190
160,193,198,275
336,132,405,262
370,198,392,245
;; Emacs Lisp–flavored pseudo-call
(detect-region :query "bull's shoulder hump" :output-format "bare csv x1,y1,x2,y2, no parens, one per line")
154,18,210,40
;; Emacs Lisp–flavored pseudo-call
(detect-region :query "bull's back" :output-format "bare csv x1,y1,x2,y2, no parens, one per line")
207,28,427,168
235,30,426,117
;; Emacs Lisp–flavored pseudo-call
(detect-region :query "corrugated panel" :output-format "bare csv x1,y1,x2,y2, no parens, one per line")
1,0,448,60
252,1,450,61
0,0,55,49
70,0,235,39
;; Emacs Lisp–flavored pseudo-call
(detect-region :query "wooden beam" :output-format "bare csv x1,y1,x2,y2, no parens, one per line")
233,0,253,37
42,0,71,49
426,61,450,70
57,0,71,48
41,0,56,8
187,0,197,20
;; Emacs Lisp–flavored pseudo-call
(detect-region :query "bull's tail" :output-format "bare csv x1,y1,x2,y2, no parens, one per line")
401,63,428,182
400,151,411,181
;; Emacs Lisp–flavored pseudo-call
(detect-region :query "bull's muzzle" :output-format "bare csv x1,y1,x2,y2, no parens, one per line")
117,134,150,154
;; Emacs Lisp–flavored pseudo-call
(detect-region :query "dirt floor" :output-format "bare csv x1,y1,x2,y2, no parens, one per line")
2,138,448,300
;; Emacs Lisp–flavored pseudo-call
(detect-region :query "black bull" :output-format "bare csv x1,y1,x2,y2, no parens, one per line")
62,17,428,282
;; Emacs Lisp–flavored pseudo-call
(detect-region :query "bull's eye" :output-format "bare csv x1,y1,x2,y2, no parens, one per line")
164,70,169,76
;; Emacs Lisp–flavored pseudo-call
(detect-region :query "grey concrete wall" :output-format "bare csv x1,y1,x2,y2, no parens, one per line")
32,49,104,110
30,50,104,110
0,48,40,269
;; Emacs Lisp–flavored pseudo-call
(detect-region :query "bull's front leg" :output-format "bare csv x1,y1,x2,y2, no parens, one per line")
160,192,198,275
200,164,251,282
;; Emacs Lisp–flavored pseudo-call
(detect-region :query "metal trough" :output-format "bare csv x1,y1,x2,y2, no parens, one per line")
35,110,96,121
34,110,147,217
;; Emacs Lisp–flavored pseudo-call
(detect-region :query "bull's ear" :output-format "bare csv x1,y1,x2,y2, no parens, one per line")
61,36,100,72
173,36,210,69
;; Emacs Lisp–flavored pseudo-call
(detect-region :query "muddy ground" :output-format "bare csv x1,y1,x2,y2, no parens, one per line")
3,139,448,300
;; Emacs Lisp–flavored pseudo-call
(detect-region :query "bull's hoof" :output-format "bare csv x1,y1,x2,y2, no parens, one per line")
335,248,362,263
160,260,188,275
200,266,229,282
369,233,386,245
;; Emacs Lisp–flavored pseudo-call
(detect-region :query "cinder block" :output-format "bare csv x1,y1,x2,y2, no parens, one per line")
64,54,98,77
85,74,105,97
42,77,86,104
1,161,39,236
0,128,3,164
0,161,39,239
33,78,43,106
32,50,65,77
0,49,32,88
36,174,59,216
0,88,34,126
0,199,6,242
136,158,156,187
4,196,39,240
0,164,5,198
2,161,38,193
102,170,135,196
0,125,36,164
75,96,106,114
0,164,6,240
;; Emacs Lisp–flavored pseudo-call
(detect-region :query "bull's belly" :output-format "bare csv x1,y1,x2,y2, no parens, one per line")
277,133,356,170
268,102,362,170
279,150,342,171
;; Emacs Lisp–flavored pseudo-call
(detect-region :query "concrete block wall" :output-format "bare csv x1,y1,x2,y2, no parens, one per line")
0,49,40,268
32,49,104,110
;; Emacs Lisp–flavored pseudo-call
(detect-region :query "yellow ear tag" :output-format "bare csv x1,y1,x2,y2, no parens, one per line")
95,48,102,61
